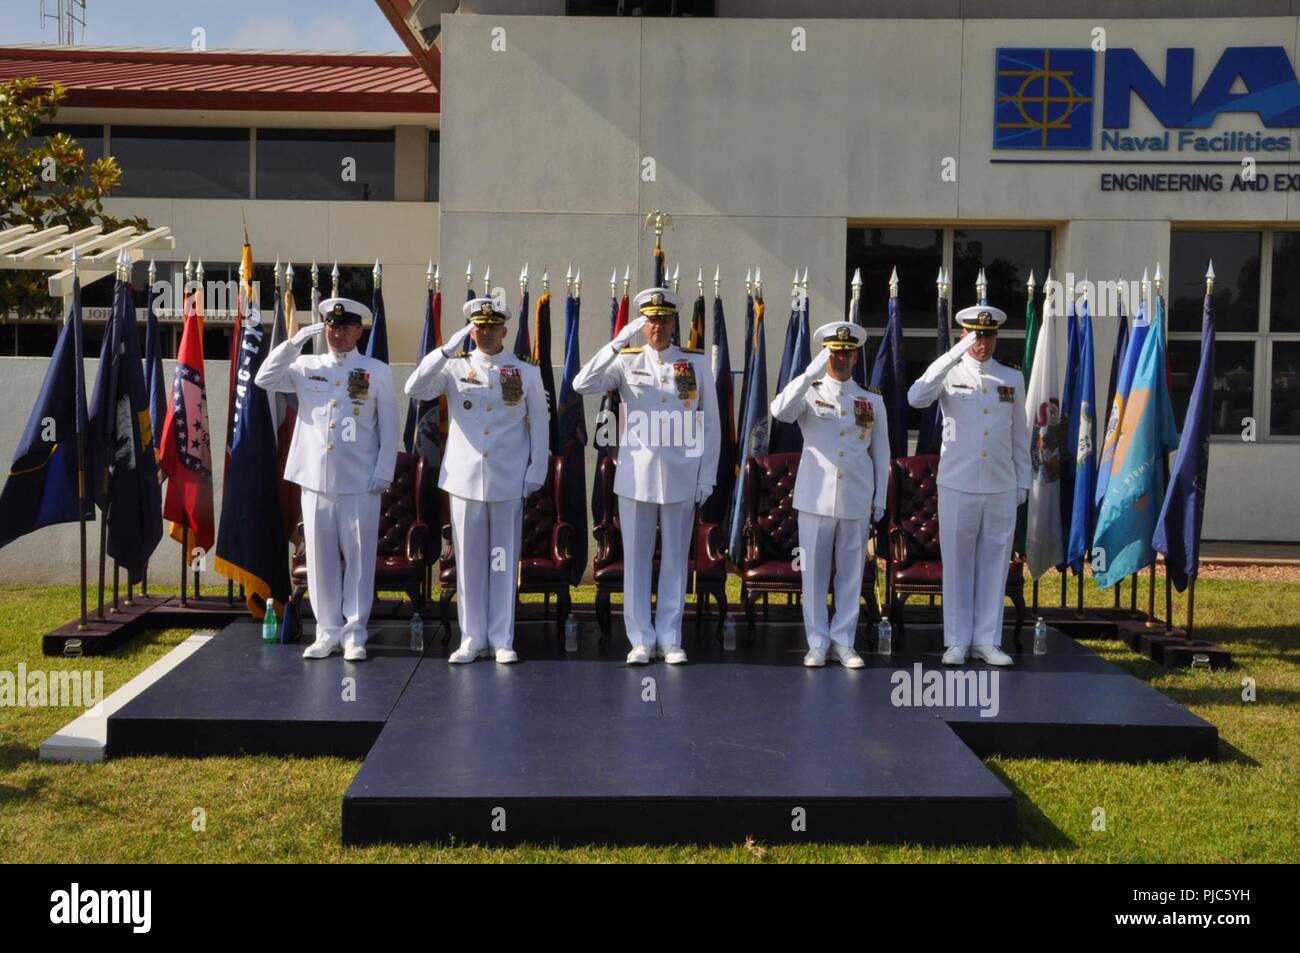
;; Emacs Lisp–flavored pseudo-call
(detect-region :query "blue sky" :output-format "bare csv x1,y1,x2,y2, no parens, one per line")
1,0,404,51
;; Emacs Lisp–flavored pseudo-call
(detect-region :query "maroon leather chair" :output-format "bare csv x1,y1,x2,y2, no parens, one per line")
289,451,432,640
885,454,1025,647
740,451,880,635
438,455,576,640
591,455,728,644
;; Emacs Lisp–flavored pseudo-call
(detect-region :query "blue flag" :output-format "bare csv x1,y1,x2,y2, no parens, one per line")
87,277,163,583
704,291,736,526
869,294,906,459
591,290,622,529
1065,294,1098,573
915,289,950,456
1096,297,1148,509
1154,288,1215,591
215,307,290,617
143,278,167,470
770,288,811,453
1059,296,1081,561
849,288,868,389
404,286,435,455
557,291,589,581
0,279,94,550
512,287,531,360
738,289,755,423
727,294,769,562
365,283,389,364
1092,295,1179,588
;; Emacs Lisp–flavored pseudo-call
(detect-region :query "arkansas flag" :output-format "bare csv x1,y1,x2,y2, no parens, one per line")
158,281,215,558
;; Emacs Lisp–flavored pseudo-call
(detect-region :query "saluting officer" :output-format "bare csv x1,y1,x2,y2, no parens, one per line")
256,297,400,661
403,297,548,664
573,287,720,665
906,305,1030,666
770,322,889,668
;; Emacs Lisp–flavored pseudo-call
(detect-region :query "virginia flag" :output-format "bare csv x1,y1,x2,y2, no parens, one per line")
703,288,736,526
0,278,94,550
770,286,810,454
869,294,906,459
557,288,588,582
1092,295,1179,588
365,279,389,364
1065,294,1098,573
158,279,216,558
1025,290,1065,578
215,304,290,617
1154,285,1215,591
915,286,950,456
727,293,769,562
512,284,531,360
88,275,163,583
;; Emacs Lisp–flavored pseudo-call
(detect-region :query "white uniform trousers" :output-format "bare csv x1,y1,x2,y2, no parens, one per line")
797,511,870,651
937,486,1017,648
449,494,523,652
618,495,693,650
301,488,382,649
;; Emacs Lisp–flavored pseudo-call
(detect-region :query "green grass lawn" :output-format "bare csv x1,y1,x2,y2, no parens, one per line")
0,576,1297,863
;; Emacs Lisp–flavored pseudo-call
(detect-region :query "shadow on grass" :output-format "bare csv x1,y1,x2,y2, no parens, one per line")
984,761,1075,851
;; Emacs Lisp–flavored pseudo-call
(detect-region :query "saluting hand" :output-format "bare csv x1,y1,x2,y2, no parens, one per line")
612,315,648,350
291,323,323,347
806,347,832,379
441,321,474,357
946,333,978,362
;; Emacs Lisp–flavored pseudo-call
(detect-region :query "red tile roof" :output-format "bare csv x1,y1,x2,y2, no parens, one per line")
0,45,438,113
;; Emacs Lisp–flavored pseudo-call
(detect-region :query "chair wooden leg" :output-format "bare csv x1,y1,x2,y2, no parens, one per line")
741,584,756,637
439,589,453,644
1010,588,1026,653
716,586,728,643
290,584,307,642
595,590,611,645
556,589,571,642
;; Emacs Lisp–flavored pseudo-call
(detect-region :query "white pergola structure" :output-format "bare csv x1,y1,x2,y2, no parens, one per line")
0,223,176,310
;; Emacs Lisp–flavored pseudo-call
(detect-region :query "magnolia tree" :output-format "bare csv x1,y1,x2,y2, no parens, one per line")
0,77,147,318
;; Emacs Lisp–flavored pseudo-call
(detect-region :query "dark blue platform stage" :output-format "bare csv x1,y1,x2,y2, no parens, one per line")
106,613,1218,847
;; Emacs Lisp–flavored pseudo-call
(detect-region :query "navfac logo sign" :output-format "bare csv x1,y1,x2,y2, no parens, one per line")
995,45,1300,151
995,48,1096,149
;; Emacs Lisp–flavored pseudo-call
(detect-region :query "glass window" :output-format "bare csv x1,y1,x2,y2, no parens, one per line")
1271,341,1300,437
1168,339,1254,435
427,131,440,202
1169,230,1259,333
1269,232,1300,333
952,228,1052,334
110,126,249,199
846,227,943,330
257,129,394,201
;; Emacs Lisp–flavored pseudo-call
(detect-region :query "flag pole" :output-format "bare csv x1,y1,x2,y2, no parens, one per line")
196,257,207,604
1187,577,1197,634
73,247,89,630
180,525,188,607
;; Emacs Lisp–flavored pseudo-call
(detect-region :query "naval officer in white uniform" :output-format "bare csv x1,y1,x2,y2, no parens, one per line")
256,297,400,661
906,305,1030,666
770,322,890,668
404,297,549,664
573,287,721,665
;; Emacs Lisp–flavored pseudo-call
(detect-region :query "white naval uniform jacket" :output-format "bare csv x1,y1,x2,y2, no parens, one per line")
403,346,548,502
770,372,891,519
907,350,1030,495
573,342,721,505
255,342,399,494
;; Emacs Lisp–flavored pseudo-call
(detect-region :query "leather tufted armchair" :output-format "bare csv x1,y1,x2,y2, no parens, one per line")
438,454,575,641
289,451,431,641
591,455,728,644
885,454,1025,647
740,452,880,636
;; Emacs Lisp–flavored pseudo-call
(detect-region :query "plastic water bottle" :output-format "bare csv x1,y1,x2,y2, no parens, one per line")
409,614,425,654
1033,617,1048,655
722,617,737,652
876,618,892,656
262,603,279,644
564,616,579,653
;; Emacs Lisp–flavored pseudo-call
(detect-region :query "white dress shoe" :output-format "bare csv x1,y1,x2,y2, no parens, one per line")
829,643,865,669
626,646,651,665
494,648,519,664
804,649,827,667
971,644,1015,666
302,637,340,659
662,646,687,665
448,645,491,664
342,643,367,662
942,645,968,665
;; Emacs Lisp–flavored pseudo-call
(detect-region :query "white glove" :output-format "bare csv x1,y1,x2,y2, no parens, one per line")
523,480,543,498
1018,488,1028,506
441,322,474,356
368,478,391,496
946,333,978,362
612,315,649,351
872,505,885,523
695,485,712,505
806,347,832,379
291,323,322,347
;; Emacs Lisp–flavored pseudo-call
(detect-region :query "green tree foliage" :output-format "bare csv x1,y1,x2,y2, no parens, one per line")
1,77,147,318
